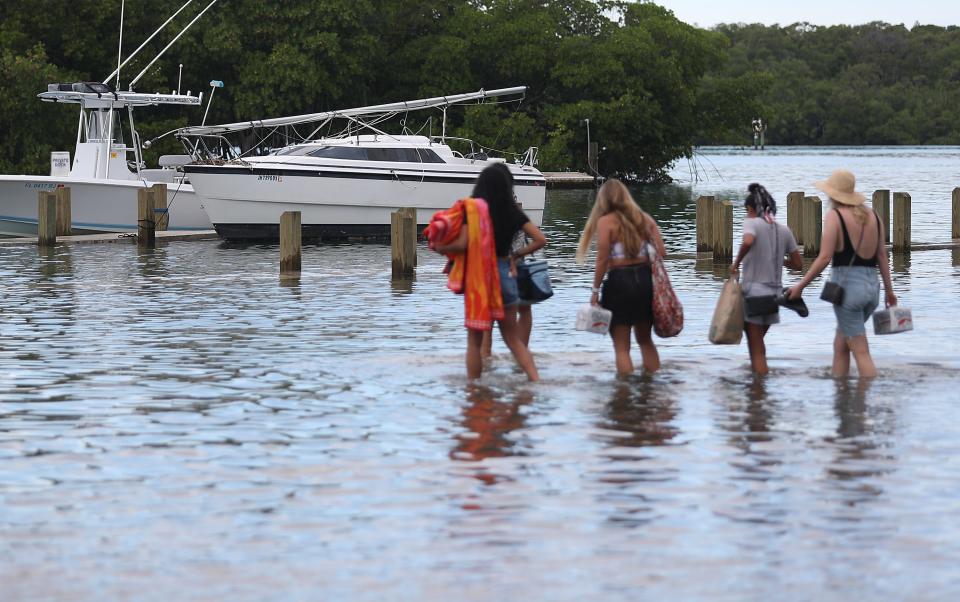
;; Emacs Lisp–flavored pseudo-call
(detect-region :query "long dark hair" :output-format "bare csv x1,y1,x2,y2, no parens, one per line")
473,163,522,232
745,183,776,220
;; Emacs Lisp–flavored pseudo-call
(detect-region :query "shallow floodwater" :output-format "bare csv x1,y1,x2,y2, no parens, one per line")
2,147,959,600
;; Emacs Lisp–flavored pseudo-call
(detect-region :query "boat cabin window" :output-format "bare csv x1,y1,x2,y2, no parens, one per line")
306,146,370,160
304,146,445,163
367,148,446,163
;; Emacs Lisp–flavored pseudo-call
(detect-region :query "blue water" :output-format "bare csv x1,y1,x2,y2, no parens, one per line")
1,147,959,600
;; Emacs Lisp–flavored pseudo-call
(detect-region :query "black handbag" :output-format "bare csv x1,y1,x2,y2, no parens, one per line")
516,259,553,302
820,209,868,305
744,295,779,317
819,281,844,305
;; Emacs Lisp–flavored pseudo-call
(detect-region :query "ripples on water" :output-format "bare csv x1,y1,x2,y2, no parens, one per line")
2,148,959,600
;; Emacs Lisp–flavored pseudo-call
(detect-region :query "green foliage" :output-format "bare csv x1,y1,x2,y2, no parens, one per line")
0,0,763,181
0,45,75,174
706,21,960,145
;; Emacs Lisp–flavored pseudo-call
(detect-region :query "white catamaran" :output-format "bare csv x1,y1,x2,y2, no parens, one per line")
176,86,546,241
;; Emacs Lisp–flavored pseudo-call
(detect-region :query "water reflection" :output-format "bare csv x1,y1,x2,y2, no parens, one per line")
593,378,678,528
892,251,911,274
598,378,678,447
36,244,74,281
827,379,895,479
135,244,170,279
819,379,898,527
693,255,731,282
278,277,302,297
390,275,415,296
718,375,777,448
450,385,532,484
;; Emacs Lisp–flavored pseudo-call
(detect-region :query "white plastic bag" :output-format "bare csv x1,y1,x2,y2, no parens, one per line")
873,306,913,335
576,303,612,335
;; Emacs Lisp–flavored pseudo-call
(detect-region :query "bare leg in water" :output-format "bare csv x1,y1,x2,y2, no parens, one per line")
497,306,539,381
466,328,485,379
832,331,851,377
634,321,660,373
745,323,771,375
517,305,533,346
846,334,877,378
483,305,533,356
610,324,634,377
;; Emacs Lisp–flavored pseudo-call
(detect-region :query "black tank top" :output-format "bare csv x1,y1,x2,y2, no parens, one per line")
832,209,879,267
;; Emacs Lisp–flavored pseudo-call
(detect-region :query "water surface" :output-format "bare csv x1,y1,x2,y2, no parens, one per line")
1,147,958,600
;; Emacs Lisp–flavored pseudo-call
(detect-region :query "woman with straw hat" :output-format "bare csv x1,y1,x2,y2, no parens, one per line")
786,169,897,378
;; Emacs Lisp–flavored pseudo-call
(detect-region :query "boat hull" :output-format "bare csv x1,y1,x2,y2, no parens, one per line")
186,164,547,241
0,176,211,236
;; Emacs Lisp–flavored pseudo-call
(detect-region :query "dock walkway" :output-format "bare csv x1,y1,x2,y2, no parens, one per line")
542,171,596,188
0,230,219,247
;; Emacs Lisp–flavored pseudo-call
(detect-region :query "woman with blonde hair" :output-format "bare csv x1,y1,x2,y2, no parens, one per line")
577,179,666,376
787,169,897,378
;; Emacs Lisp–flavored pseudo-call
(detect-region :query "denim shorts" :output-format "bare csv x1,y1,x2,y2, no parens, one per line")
830,266,880,337
498,258,520,306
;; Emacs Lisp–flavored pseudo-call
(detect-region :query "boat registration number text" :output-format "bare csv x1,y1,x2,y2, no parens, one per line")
257,175,283,182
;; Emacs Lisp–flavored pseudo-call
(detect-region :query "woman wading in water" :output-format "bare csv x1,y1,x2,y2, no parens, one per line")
576,179,666,376
730,184,803,375
787,169,897,378
428,165,540,381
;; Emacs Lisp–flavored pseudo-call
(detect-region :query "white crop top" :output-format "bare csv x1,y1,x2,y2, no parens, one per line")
611,241,651,260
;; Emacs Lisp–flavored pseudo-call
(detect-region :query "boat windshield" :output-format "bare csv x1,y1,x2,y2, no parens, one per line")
84,109,126,145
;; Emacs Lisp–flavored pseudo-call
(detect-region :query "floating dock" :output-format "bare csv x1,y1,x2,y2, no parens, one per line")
542,171,596,188
0,230,219,247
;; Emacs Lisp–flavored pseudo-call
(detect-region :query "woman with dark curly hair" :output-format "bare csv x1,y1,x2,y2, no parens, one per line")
730,183,802,375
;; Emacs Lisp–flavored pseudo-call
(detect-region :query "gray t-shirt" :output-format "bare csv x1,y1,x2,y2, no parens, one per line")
741,218,798,297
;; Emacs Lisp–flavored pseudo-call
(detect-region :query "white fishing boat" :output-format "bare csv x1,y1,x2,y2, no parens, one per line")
177,87,546,241
0,1,217,237
0,84,210,236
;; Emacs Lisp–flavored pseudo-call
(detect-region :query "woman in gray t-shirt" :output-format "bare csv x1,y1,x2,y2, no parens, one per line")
730,184,803,374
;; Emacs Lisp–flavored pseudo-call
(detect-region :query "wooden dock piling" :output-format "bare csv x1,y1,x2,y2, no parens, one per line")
695,195,714,252
280,211,302,275
398,207,418,267
802,196,822,257
893,192,911,253
151,183,169,231
786,191,804,244
38,191,57,246
873,190,890,243
391,208,416,277
952,188,959,240
712,201,733,259
137,187,156,248
55,186,72,237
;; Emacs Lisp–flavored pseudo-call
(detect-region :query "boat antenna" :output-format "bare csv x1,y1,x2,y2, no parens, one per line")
128,0,218,91
177,64,183,93
114,0,125,90
202,80,224,126
103,0,195,85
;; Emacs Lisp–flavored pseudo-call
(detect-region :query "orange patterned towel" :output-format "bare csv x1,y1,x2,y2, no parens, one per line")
423,198,504,330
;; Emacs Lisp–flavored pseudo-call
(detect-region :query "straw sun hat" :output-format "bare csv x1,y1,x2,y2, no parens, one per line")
814,169,866,206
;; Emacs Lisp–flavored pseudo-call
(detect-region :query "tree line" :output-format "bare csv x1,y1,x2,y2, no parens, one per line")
1,1,956,182
706,21,960,146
